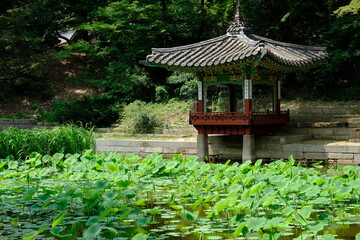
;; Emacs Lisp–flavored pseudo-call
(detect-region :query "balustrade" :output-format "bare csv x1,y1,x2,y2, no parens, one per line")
189,110,289,126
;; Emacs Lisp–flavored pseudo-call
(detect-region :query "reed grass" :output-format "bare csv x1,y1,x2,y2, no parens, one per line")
0,125,95,159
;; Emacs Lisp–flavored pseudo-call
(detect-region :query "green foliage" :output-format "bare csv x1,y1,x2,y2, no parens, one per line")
1,0,359,104
334,0,360,17
46,95,120,127
132,112,160,134
57,1,160,102
120,99,190,132
0,125,94,159
120,100,160,133
155,85,169,102
0,152,359,239
0,2,57,100
54,0,233,103
166,72,197,100
333,86,360,101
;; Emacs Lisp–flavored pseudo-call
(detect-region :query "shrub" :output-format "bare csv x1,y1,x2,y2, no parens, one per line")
46,95,120,127
0,125,95,160
120,100,160,133
132,112,160,134
120,99,190,133
335,87,360,101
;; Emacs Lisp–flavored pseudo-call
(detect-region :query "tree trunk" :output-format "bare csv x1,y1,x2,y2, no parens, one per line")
9,0,17,8
197,0,206,40
161,0,168,16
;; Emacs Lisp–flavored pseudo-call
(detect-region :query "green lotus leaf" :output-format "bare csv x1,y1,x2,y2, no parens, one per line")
52,211,66,228
245,217,267,232
22,226,47,240
132,233,149,240
83,222,102,239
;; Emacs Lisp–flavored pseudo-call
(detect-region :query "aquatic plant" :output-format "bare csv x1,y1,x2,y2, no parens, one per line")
0,152,359,239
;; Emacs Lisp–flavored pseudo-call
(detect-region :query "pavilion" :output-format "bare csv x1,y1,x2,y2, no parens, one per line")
143,2,328,162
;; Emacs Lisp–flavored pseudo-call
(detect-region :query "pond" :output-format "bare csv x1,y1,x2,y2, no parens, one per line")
0,151,359,239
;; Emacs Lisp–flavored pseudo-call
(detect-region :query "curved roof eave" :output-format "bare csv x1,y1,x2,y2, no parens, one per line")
144,7,328,72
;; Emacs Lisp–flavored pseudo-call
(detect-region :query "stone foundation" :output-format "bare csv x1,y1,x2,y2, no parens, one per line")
96,135,360,164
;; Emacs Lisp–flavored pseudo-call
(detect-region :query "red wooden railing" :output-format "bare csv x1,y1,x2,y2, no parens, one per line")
189,110,289,126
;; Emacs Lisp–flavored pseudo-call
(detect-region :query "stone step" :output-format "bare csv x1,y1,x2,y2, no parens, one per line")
96,125,196,133
333,114,360,118
289,122,332,128
94,133,194,139
332,114,360,123
288,121,360,128
94,127,118,132
155,127,197,135
0,118,38,129
283,127,358,140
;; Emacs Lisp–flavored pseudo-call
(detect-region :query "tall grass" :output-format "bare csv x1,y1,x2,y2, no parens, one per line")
0,125,95,159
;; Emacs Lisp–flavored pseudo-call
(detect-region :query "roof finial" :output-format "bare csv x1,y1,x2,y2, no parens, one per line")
227,0,246,35
234,1,241,24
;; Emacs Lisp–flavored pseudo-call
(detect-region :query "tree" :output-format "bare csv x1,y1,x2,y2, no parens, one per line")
0,0,108,100
1,0,358,103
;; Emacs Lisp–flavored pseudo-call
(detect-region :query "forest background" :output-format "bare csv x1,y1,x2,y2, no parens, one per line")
0,0,359,127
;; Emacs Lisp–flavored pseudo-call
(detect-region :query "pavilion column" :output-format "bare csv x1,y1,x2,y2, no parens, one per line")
197,77,208,161
243,79,253,115
242,135,255,162
273,80,281,114
197,80,205,112
197,134,208,162
242,78,255,162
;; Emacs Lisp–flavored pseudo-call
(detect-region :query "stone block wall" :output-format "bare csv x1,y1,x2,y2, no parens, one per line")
282,101,360,140
96,136,360,163
282,101,360,123
96,134,311,162
0,118,38,129
96,140,198,159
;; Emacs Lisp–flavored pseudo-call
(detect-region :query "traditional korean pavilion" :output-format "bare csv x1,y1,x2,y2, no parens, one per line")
143,2,328,162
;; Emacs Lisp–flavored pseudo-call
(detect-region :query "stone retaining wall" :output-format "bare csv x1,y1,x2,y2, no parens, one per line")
96,140,197,158
283,142,360,162
281,101,360,140
283,101,360,123
0,118,38,129
284,127,358,140
96,137,360,163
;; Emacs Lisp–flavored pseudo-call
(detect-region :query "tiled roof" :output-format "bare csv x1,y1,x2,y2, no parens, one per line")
146,32,328,72
145,4,328,73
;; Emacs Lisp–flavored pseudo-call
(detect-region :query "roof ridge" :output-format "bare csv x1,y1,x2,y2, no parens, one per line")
152,35,228,53
250,34,327,51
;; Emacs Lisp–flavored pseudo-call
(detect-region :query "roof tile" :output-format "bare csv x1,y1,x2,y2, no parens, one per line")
145,30,328,72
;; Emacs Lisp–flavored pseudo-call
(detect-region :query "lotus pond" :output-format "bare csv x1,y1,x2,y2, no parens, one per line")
0,151,359,240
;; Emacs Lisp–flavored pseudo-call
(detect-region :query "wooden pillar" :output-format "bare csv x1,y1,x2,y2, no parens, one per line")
243,79,252,115
242,78,255,162
273,80,281,113
197,79,204,112
228,85,236,112
197,77,208,161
